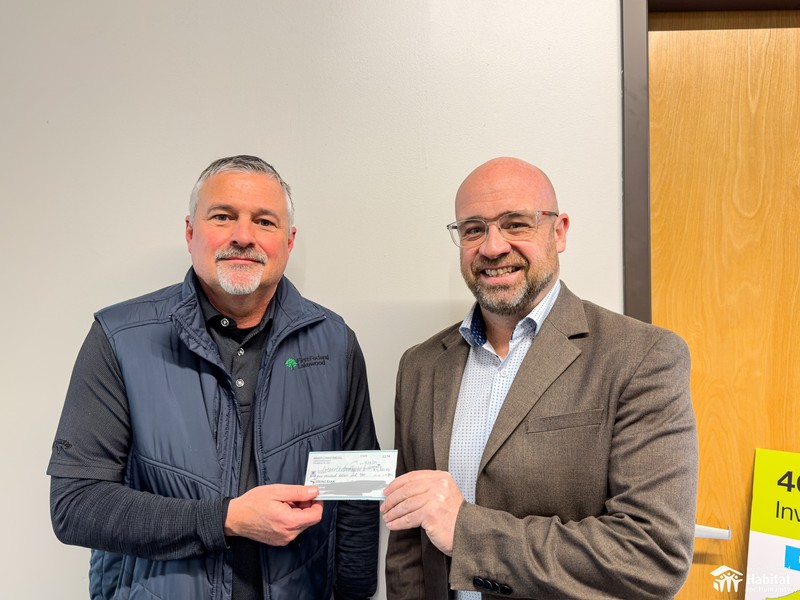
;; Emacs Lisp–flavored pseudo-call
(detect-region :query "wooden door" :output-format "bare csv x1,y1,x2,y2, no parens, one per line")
649,10,800,599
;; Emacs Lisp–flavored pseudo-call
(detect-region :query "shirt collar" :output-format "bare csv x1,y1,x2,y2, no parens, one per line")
459,280,562,347
194,274,275,338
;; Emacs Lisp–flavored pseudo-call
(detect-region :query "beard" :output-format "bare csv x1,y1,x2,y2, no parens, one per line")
462,250,557,317
215,247,268,295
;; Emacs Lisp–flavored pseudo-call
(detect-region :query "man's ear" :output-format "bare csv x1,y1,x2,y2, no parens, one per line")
554,213,569,253
185,216,194,250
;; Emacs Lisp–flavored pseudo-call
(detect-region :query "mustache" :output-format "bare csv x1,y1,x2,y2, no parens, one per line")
214,247,267,264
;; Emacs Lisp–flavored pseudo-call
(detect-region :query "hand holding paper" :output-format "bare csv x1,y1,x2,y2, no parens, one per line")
225,484,323,546
381,469,464,556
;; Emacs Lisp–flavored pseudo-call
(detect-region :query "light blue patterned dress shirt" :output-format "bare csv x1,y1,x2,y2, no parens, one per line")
449,281,561,600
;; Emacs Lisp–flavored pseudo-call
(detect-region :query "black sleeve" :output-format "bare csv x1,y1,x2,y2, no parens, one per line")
341,328,379,452
48,321,228,559
50,477,228,559
334,328,380,600
47,321,131,481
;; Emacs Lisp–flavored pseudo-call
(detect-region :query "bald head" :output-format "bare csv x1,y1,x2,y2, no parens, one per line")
455,157,559,219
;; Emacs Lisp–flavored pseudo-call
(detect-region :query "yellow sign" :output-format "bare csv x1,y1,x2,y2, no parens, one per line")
767,591,800,600
745,449,800,600
750,449,800,540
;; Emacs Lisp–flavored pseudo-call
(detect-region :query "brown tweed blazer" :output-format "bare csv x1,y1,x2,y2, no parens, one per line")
385,283,698,600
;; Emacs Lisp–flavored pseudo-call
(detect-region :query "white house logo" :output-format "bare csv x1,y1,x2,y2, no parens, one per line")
710,565,744,593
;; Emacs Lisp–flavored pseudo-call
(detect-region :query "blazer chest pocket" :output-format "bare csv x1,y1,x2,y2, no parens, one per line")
525,408,604,433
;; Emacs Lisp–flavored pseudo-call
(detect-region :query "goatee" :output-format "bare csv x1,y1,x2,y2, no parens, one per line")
464,261,556,317
215,247,268,296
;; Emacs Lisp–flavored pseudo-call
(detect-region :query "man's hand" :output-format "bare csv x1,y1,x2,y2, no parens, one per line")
380,470,464,556
225,484,323,546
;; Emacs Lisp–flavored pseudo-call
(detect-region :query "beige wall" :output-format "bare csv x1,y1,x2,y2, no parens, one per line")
0,2,622,597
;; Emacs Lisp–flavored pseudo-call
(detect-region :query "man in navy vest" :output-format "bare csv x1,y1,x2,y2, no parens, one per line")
48,155,380,600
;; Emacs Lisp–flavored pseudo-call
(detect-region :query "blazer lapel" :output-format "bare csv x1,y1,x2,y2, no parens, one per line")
479,284,589,473
432,328,470,472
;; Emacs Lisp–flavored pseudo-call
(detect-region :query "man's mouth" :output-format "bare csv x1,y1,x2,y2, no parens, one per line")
215,250,266,265
220,257,262,263
482,266,520,277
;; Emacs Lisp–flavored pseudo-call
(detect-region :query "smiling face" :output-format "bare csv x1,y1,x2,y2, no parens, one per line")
455,158,569,320
186,170,295,316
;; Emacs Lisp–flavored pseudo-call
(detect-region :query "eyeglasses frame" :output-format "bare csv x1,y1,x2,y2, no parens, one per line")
445,210,559,248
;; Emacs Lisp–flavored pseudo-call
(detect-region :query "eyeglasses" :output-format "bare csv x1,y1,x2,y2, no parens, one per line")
446,210,559,248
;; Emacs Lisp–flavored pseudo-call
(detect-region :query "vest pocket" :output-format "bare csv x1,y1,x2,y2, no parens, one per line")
129,582,163,600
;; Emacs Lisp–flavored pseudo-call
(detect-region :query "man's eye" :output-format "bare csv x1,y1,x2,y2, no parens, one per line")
502,219,534,233
211,214,231,222
257,219,277,228
460,222,486,238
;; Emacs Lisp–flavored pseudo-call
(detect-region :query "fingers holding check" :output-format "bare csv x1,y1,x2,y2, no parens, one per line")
381,470,464,556
225,484,323,546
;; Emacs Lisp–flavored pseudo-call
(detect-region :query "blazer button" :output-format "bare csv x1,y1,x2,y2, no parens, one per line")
490,580,501,592
473,577,487,589
499,584,513,595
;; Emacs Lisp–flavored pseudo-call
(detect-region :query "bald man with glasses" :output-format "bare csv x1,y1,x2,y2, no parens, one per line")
382,157,698,600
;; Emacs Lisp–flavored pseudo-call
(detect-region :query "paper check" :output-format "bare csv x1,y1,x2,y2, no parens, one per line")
304,450,398,500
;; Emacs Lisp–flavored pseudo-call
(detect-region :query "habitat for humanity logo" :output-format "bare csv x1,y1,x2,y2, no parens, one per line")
710,565,744,593
284,355,329,370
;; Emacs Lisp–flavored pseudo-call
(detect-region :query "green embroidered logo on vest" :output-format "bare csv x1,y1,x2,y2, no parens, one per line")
284,355,329,370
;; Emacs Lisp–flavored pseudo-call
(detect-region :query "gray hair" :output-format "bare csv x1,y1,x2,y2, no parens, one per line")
188,155,294,226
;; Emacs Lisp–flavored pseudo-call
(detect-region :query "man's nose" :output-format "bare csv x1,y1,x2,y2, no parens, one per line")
230,219,256,246
479,223,511,258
